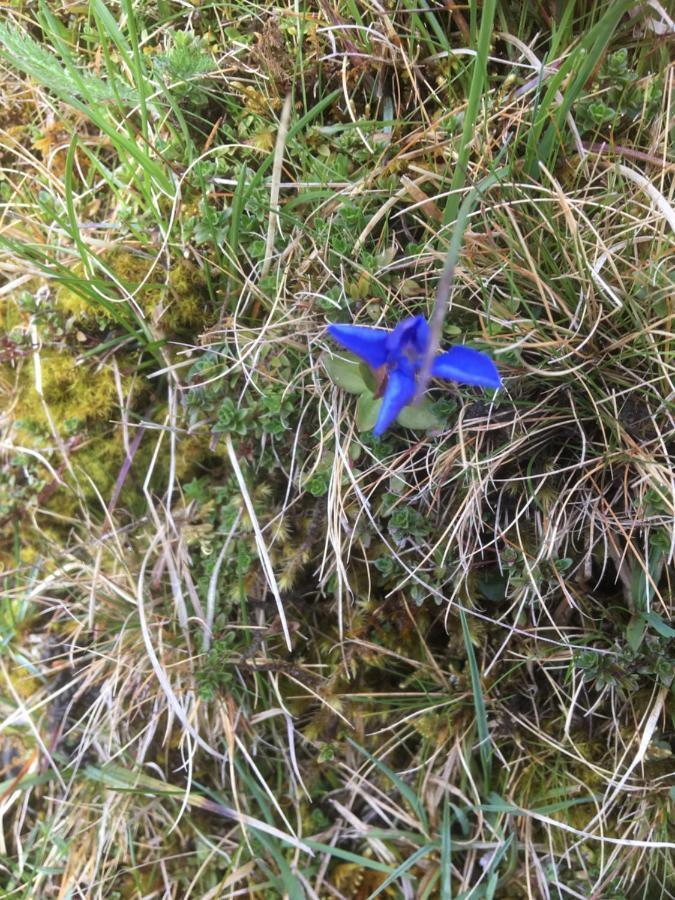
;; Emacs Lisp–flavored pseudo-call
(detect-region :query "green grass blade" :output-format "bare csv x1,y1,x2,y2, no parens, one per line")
303,840,394,874
441,792,452,899
347,737,430,835
459,607,492,788
526,0,634,174
366,843,431,898
442,0,497,226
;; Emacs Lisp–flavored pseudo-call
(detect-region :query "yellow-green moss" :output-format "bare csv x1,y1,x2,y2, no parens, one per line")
160,257,211,332
55,252,212,336
0,290,28,333
75,427,217,514
72,432,126,502
17,349,118,428
55,265,111,324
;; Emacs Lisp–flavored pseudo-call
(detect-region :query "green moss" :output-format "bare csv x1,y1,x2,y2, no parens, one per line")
54,266,106,324
161,258,211,332
7,367,218,529
73,432,125,499
17,349,118,428
82,426,216,515
54,252,212,336
0,290,27,334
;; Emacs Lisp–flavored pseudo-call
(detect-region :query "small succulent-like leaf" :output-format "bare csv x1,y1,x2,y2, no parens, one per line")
626,615,647,652
360,362,377,393
356,392,382,431
323,352,368,394
644,612,675,639
396,400,441,431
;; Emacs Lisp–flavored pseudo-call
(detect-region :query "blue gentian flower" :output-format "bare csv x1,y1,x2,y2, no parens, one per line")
328,315,501,436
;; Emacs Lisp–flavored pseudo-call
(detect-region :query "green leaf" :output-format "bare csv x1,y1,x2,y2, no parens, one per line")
356,392,382,431
397,400,441,431
360,361,377,392
626,615,647,652
477,574,508,603
323,352,368,394
644,612,675,639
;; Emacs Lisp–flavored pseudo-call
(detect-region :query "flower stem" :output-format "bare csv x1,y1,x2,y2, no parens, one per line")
415,169,506,402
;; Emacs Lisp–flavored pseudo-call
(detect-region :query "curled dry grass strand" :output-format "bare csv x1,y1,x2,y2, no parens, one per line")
0,0,673,896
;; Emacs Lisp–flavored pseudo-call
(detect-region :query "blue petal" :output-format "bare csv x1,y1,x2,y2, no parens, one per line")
328,323,388,369
373,367,416,436
386,315,430,362
432,346,502,389
410,315,431,356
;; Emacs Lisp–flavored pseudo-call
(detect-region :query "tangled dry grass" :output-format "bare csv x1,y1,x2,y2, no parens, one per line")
0,1,673,897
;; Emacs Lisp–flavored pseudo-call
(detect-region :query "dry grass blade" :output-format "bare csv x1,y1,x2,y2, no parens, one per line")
0,1,672,896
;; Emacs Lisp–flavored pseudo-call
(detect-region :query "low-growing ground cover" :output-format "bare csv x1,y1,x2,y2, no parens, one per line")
0,1,673,896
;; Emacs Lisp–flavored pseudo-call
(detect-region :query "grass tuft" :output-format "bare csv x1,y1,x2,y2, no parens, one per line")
0,1,673,896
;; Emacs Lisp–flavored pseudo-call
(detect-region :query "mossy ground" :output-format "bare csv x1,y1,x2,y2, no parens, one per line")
0,2,673,898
